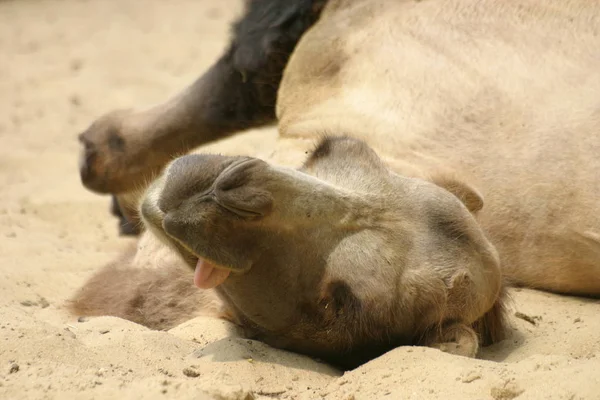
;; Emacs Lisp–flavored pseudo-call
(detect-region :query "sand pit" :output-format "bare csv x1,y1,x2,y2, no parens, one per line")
0,0,599,398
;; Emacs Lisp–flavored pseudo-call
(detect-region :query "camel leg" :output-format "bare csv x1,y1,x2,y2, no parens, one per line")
426,323,480,358
110,195,139,236
78,0,327,195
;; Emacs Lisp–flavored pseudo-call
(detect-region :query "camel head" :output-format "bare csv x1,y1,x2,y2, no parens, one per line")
140,136,502,364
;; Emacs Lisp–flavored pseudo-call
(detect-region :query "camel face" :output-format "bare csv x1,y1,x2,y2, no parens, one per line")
139,136,502,362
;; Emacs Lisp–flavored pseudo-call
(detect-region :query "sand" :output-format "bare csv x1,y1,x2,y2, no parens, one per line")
0,0,599,399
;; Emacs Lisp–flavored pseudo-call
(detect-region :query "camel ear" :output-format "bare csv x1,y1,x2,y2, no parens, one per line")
431,174,484,214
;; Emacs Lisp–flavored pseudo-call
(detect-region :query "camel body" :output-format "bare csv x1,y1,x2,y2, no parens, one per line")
276,0,600,295
71,0,600,367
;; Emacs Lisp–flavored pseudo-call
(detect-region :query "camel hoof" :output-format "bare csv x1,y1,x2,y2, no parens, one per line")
428,323,479,358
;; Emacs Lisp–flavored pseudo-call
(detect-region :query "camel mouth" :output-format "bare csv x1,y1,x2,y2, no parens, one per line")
164,237,232,289
160,236,234,289
140,162,254,278
166,233,233,271
192,257,232,289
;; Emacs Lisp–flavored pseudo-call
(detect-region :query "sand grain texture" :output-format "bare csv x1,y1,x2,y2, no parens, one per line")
0,1,599,399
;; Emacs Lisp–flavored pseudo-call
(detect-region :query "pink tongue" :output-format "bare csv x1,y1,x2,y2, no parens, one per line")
194,258,231,289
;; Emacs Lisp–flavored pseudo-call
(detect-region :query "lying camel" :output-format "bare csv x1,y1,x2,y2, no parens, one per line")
70,0,600,369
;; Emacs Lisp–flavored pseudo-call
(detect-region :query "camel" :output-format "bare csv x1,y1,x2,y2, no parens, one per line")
70,0,600,369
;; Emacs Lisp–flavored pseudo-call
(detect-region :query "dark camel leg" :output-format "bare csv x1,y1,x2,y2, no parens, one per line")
78,0,327,195
110,195,139,236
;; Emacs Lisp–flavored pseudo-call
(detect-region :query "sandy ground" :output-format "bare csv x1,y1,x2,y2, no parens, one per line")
0,0,599,399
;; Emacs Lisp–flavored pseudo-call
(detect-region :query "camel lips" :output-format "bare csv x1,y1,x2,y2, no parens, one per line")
194,258,231,289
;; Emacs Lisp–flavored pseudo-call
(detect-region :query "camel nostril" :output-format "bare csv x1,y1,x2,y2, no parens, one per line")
212,158,274,218
215,188,273,218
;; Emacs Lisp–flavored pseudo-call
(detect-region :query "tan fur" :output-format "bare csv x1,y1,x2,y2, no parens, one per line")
71,0,600,367
278,0,600,296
